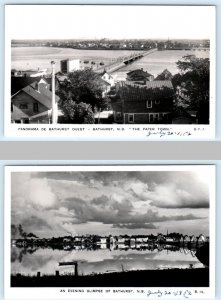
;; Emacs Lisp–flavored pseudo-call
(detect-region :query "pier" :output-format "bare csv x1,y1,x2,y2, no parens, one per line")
95,48,157,74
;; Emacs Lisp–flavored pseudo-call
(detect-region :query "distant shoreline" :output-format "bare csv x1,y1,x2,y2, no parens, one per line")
11,45,147,51
11,45,210,52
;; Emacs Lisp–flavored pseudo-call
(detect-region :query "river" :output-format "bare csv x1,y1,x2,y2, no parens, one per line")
11,47,209,79
11,245,204,277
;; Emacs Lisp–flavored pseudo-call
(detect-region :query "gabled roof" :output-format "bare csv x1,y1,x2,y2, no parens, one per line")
99,78,111,86
11,76,54,95
127,69,153,78
12,81,59,109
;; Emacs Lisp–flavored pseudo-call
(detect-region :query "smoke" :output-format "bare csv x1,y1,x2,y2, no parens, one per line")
11,224,38,239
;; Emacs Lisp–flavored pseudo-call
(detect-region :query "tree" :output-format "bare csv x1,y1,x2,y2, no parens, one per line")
58,68,110,124
155,69,172,81
60,101,95,124
173,55,210,124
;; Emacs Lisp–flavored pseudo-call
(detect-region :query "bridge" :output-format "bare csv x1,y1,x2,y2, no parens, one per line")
95,48,157,74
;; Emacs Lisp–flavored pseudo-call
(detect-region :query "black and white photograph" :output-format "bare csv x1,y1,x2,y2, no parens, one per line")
5,165,215,299
5,5,215,139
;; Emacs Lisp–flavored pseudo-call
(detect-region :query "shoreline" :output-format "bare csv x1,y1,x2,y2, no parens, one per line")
11,45,210,51
11,268,209,288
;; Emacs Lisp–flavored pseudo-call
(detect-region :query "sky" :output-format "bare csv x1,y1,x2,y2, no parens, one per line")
6,5,215,40
11,169,210,238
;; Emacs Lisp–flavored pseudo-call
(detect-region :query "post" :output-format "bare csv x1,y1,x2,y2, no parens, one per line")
75,263,78,277
51,61,57,124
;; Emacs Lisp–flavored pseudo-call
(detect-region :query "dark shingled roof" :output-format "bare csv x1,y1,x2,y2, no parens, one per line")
127,69,153,78
11,76,53,96
12,79,59,109
117,80,174,101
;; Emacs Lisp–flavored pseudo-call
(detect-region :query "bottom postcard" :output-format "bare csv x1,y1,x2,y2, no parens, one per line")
4,165,215,299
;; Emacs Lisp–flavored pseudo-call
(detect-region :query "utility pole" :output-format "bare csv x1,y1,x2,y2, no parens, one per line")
51,61,57,124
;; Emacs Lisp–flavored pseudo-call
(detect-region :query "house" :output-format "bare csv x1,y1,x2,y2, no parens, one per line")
60,59,82,73
165,237,174,243
111,80,174,124
126,68,154,85
100,78,111,97
11,78,59,124
11,75,60,96
11,68,47,77
101,71,115,86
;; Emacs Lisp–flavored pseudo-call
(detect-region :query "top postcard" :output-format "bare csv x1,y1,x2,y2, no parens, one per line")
4,5,216,140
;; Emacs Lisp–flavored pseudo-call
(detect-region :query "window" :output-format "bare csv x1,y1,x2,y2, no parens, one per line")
33,103,39,113
128,114,134,123
149,114,154,123
154,114,159,122
22,118,29,124
155,100,160,105
146,100,152,108
19,104,28,109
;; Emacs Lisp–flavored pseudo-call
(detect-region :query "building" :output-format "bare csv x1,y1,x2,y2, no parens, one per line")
101,71,115,86
99,78,112,97
126,68,154,85
60,59,82,73
111,80,174,124
11,78,59,124
11,75,60,96
11,68,47,77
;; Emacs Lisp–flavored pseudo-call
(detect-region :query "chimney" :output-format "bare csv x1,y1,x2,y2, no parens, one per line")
51,61,57,124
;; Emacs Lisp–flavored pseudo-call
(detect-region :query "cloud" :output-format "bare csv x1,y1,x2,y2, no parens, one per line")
32,171,209,209
63,196,203,228
125,172,209,209
11,170,209,236
112,223,157,229
147,181,209,209
12,173,57,209
22,215,52,231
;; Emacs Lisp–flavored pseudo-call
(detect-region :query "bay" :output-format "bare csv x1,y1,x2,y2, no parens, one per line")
11,246,204,277
11,47,209,78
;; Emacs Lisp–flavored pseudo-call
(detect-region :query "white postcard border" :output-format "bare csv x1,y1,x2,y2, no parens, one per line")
4,5,216,140
4,165,216,299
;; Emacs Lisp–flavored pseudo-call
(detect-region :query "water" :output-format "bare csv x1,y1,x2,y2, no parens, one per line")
11,47,140,73
11,245,204,276
11,47,209,78
113,49,209,80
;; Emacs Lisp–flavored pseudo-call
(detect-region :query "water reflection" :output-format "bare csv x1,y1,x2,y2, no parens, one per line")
11,243,205,277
